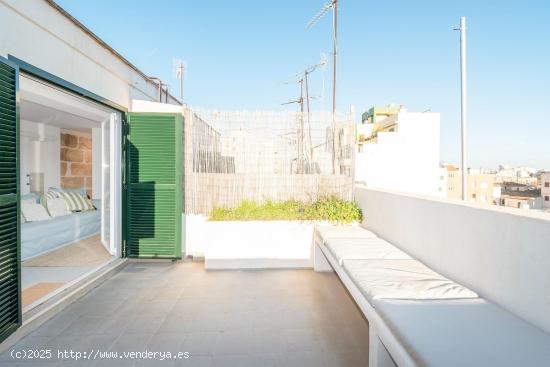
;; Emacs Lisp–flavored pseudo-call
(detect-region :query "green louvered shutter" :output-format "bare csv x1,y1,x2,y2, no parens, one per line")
125,113,182,258
0,57,21,342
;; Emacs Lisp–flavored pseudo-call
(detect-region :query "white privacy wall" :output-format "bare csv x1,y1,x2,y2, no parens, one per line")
355,186,550,334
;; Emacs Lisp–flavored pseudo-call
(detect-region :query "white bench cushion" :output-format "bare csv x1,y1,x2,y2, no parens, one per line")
326,237,411,265
344,259,477,303
373,298,550,367
314,225,377,245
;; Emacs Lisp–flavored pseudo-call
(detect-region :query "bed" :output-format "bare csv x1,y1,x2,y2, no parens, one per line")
21,199,101,261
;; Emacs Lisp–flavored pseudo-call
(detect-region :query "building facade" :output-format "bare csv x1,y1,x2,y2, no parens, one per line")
541,172,550,210
446,168,497,205
355,105,442,197
498,182,543,210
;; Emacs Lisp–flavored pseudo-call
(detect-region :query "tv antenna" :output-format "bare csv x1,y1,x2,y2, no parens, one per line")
308,0,338,173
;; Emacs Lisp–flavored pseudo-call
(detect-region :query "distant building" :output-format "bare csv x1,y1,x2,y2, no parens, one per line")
495,165,538,185
446,167,497,204
498,182,542,210
355,105,442,196
541,172,550,209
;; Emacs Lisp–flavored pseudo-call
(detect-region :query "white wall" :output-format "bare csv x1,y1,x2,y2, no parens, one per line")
355,111,442,197
355,186,550,334
0,0,179,109
20,120,60,194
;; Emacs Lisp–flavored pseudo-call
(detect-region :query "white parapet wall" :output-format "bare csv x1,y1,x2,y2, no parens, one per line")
355,185,550,335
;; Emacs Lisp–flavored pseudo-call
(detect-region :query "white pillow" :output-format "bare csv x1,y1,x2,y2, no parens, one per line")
21,202,51,222
46,197,70,218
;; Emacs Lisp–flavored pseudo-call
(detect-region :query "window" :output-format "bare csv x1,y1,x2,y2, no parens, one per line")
517,202,521,208
545,182,549,188
545,196,549,202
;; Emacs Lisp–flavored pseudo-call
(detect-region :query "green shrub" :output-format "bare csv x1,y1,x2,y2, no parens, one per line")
209,197,362,223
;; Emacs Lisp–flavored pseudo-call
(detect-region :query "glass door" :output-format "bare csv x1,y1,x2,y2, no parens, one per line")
101,112,122,256
100,115,110,252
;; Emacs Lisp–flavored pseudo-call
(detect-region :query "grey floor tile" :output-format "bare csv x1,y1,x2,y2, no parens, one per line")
323,348,369,367
146,332,186,353
181,332,220,356
124,315,166,334
6,263,369,367
61,315,106,336
211,354,278,367
212,330,254,355
276,350,328,367
109,333,152,353
282,328,323,352
187,312,224,333
248,329,285,355
173,355,211,366
157,314,194,334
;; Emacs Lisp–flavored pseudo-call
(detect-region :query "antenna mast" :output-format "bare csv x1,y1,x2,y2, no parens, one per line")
308,0,339,173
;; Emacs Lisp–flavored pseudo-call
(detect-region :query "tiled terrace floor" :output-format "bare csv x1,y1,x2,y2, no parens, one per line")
2,262,369,366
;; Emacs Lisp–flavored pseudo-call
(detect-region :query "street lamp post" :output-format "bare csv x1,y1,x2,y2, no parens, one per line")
456,16,468,201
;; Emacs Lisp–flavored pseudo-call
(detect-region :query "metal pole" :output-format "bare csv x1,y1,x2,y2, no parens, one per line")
331,0,338,174
459,16,468,200
299,79,304,164
179,62,184,101
332,0,337,116
158,82,162,102
305,71,313,160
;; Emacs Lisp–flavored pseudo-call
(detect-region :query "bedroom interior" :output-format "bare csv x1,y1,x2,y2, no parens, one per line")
18,74,122,309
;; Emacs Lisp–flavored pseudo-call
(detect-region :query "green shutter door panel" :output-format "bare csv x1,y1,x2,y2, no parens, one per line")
126,113,182,258
0,57,20,343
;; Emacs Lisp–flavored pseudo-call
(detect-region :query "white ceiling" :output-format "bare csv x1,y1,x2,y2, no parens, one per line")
20,99,101,131
19,75,114,132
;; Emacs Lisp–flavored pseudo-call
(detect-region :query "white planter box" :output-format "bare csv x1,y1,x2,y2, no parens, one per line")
185,216,320,269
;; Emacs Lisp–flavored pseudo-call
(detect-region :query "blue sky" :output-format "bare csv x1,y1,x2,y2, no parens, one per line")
56,0,550,169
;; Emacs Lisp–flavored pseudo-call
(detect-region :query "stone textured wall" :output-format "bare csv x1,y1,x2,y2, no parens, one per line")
60,130,92,197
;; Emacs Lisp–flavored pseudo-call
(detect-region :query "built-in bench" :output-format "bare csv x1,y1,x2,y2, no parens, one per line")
313,224,550,367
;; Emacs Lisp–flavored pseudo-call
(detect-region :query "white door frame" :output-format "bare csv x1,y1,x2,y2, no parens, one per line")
99,112,122,257
110,112,122,258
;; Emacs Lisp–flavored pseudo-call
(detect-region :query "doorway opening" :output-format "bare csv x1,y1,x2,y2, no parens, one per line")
18,74,122,310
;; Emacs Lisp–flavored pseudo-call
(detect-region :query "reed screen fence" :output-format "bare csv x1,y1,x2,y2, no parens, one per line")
183,108,356,214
